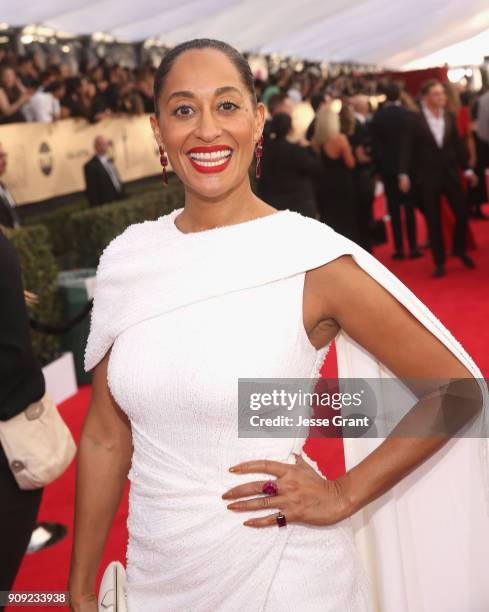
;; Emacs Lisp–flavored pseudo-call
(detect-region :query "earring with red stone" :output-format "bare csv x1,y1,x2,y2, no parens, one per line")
255,134,264,179
159,145,168,186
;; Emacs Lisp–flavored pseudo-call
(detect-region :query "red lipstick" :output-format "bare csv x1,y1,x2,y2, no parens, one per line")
186,145,233,174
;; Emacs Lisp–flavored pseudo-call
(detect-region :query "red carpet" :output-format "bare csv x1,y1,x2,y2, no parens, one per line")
9,203,489,610
8,385,129,611
306,199,489,479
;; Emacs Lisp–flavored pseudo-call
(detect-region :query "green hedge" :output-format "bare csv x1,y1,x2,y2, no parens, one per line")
5,225,62,366
3,177,184,366
124,175,163,197
23,175,178,268
25,200,89,268
71,180,184,267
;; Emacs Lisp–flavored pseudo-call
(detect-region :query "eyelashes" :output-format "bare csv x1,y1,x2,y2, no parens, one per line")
220,100,240,112
172,100,240,117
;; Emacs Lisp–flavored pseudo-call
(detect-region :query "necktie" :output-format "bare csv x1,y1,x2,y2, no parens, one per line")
0,181,20,227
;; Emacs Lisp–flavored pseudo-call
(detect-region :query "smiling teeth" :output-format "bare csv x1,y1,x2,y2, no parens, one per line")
189,150,232,162
191,158,230,167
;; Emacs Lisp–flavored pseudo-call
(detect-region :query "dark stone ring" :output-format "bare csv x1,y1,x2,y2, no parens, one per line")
276,512,287,528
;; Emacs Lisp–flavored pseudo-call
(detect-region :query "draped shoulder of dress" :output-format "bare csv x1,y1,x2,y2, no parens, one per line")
85,207,489,612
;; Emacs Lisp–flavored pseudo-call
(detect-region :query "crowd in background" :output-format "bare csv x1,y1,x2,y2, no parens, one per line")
257,76,488,275
0,47,155,123
1,39,489,598
0,44,488,278
0,44,423,125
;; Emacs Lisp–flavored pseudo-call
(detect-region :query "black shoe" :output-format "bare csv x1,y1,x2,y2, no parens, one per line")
432,265,446,278
26,522,67,554
458,254,475,269
408,249,423,258
391,251,405,260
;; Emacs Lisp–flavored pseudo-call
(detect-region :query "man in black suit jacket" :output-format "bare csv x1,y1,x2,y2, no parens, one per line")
399,79,477,277
83,135,126,207
371,83,421,259
0,143,21,229
350,94,376,253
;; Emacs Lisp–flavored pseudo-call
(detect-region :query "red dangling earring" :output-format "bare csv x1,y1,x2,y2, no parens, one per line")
159,145,168,186
255,134,264,179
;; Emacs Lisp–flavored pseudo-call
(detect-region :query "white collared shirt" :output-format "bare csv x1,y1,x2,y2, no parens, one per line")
0,182,16,207
0,181,20,227
97,154,122,192
21,90,60,123
422,104,445,148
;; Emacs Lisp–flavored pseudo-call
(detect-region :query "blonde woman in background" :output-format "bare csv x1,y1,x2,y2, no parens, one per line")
311,102,360,242
339,100,356,138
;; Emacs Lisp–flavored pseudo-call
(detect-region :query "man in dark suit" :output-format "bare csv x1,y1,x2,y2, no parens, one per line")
350,94,376,253
371,83,421,259
399,79,477,277
83,135,126,207
0,143,21,229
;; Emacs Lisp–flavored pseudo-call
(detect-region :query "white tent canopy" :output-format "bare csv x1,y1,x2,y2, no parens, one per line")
3,0,489,68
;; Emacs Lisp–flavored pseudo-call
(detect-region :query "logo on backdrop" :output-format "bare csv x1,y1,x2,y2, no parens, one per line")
39,142,53,176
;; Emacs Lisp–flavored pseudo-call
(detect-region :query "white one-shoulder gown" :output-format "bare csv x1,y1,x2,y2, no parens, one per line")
85,207,489,612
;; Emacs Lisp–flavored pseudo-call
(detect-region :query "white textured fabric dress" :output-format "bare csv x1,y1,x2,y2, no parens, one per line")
85,207,489,612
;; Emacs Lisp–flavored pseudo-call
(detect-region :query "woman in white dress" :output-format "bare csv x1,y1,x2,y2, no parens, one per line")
68,39,489,612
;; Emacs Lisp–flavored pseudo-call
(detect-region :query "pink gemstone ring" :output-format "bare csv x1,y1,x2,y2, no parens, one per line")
262,480,278,496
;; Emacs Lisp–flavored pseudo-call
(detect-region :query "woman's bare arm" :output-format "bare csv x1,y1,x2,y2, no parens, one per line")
0,88,30,117
312,254,482,516
68,349,133,610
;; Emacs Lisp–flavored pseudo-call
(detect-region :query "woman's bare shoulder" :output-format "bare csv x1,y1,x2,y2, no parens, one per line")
304,255,357,320
323,133,348,155
310,254,358,283
331,132,348,143
306,254,473,379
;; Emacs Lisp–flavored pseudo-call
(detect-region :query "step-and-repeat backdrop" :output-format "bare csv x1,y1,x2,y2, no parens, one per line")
0,114,162,205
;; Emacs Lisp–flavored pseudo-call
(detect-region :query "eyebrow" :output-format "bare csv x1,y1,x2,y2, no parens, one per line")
166,86,242,103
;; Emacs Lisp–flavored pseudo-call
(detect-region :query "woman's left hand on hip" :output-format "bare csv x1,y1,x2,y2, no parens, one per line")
222,453,352,528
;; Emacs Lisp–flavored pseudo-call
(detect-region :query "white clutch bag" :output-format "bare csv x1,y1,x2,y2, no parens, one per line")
98,561,128,611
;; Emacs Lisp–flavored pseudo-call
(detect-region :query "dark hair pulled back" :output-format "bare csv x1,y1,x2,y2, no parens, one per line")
153,38,257,118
